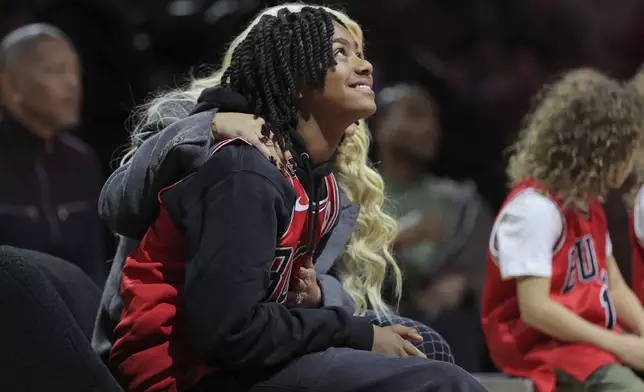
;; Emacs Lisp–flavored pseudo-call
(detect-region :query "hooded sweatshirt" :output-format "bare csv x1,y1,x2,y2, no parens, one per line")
92,89,360,364
94,88,371,390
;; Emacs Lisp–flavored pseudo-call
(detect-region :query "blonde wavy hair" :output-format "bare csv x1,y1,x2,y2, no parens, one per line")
507,68,644,206
121,3,401,316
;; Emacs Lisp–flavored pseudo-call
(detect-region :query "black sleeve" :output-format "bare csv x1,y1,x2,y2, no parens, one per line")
175,162,373,370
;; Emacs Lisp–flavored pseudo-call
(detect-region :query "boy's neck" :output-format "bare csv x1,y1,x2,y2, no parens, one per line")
296,116,346,165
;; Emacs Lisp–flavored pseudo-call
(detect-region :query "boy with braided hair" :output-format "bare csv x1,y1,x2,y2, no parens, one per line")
106,5,483,392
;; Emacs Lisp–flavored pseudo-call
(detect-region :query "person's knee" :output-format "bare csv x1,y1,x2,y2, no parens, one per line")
368,313,454,363
416,360,486,391
591,364,644,391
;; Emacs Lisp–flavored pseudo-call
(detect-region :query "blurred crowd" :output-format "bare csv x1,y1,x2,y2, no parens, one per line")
1,0,644,379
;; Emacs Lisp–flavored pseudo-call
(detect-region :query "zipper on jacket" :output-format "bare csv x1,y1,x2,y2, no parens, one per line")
34,158,62,245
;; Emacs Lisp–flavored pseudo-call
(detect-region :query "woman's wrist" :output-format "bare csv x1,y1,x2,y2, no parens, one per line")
211,112,220,141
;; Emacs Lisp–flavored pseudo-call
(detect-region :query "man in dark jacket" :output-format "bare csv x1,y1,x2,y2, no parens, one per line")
0,23,106,286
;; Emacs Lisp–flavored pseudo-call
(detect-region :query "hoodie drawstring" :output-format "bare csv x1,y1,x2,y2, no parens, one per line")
299,152,322,256
285,126,335,259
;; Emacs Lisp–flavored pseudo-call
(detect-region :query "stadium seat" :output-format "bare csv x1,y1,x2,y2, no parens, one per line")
474,373,535,392
0,246,102,339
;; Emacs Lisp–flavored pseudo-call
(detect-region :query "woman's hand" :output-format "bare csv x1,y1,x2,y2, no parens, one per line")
212,112,286,164
285,258,322,309
372,324,426,358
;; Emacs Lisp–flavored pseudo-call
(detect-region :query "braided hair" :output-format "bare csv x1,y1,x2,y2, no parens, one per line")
221,7,342,151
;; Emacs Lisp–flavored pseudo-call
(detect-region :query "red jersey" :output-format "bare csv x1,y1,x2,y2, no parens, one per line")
109,139,340,392
630,186,644,304
482,179,619,392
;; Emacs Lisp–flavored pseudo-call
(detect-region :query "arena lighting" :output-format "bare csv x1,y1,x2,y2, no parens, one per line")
204,0,260,24
133,33,151,51
204,0,238,23
167,0,200,17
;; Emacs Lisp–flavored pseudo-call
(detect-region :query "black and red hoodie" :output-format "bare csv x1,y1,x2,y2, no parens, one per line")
100,89,373,391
